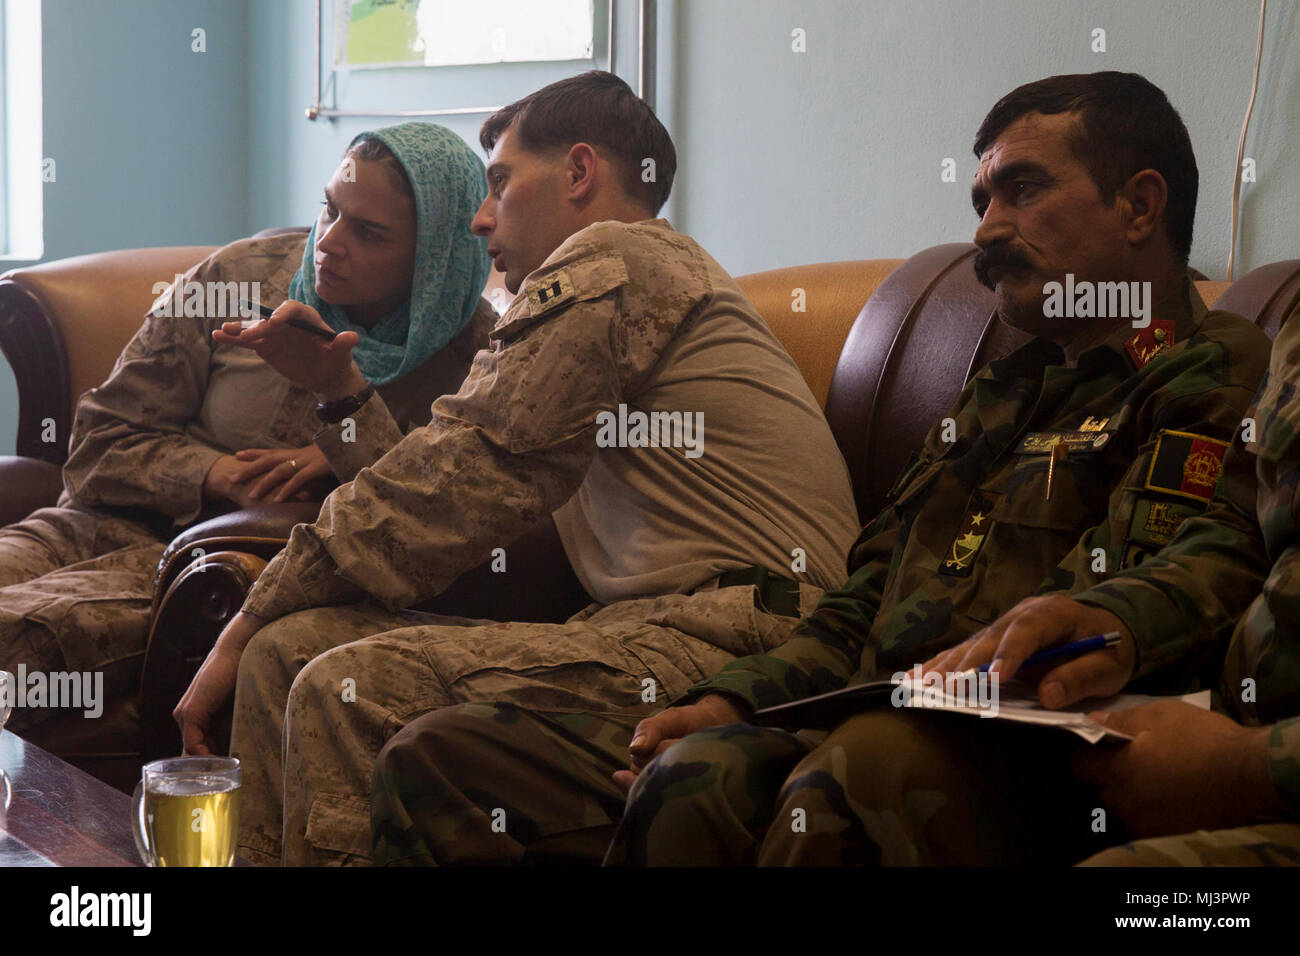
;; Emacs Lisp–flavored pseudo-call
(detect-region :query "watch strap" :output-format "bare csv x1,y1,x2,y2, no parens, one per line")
314,384,375,424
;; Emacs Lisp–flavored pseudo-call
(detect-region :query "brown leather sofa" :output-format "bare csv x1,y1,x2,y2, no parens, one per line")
2,240,1298,793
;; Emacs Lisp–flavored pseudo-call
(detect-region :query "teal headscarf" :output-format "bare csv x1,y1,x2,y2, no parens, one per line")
287,122,491,385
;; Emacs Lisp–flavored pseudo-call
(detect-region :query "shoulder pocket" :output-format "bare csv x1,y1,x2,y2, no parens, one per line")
491,253,630,347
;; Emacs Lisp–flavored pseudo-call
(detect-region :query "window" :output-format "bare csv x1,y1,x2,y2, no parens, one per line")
1,0,43,261
0,0,7,254
336,0,594,69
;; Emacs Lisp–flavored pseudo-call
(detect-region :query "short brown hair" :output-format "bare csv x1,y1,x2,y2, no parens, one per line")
480,70,676,214
974,72,1198,265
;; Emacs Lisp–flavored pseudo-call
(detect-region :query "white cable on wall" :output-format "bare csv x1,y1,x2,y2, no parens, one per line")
1227,0,1267,282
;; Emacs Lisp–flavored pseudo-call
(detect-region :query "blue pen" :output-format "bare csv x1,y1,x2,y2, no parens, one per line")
976,631,1122,673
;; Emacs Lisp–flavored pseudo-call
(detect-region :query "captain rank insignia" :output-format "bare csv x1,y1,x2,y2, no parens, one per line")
526,269,577,316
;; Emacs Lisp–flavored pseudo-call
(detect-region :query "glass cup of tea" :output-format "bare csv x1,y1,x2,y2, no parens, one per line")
131,756,241,867
0,669,12,732
0,671,12,824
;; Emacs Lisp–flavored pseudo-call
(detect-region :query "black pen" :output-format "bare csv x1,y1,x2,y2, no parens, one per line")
239,300,336,342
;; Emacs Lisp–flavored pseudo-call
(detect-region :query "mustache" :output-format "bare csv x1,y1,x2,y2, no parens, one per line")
973,244,1033,290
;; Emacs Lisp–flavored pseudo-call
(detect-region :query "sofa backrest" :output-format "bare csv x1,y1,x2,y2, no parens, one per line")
737,259,904,408
814,245,1300,523
6,237,1300,509
0,246,219,461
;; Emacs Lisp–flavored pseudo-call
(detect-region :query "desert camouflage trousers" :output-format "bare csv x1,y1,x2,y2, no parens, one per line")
231,580,818,866
602,709,1300,866
0,506,163,732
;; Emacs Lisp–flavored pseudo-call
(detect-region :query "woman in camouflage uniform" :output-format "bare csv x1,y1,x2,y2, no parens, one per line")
0,123,494,734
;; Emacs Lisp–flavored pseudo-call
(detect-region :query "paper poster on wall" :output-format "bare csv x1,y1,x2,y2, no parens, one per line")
335,0,594,69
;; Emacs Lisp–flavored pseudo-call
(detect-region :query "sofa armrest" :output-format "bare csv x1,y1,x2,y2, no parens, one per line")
152,501,321,610
0,455,65,525
0,279,71,464
168,500,323,551
139,549,269,762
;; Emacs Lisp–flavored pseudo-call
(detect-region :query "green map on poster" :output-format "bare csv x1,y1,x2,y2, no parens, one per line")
342,0,422,66
337,0,594,69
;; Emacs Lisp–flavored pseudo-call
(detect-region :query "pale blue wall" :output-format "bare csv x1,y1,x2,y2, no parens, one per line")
4,0,1299,455
38,0,250,259
0,0,250,455
669,0,1300,276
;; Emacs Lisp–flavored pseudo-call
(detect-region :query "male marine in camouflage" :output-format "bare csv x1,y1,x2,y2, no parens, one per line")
174,71,859,866
371,73,1273,865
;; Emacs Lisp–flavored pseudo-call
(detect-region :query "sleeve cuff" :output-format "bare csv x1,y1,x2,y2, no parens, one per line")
1072,581,1184,679
165,445,227,525
241,524,364,621
676,654,807,713
314,393,406,483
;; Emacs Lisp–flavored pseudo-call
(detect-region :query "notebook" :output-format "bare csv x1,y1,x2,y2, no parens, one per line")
752,673,1211,743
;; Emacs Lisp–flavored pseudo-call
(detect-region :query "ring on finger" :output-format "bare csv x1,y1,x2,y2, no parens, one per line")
288,459,298,470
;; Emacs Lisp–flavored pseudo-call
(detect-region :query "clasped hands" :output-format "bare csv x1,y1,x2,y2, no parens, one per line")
202,445,332,508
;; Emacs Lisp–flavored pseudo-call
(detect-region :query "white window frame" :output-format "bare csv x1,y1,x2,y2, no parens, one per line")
1,0,43,262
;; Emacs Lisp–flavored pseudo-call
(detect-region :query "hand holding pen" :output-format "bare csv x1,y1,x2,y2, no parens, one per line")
212,299,366,399
237,300,338,341
918,594,1138,709
972,631,1123,674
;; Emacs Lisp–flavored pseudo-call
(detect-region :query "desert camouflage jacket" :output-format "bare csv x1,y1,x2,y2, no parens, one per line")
60,233,491,526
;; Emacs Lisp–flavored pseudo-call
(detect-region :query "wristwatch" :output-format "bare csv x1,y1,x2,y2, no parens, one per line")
314,384,375,424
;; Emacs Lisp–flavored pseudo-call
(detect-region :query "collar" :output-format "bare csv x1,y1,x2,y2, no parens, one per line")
1081,279,1205,373
989,278,1205,381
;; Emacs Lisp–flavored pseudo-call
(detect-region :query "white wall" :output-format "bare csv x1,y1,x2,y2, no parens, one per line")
0,0,250,455
669,0,1300,278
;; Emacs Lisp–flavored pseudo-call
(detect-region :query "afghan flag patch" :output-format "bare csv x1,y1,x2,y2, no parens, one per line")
1144,430,1228,503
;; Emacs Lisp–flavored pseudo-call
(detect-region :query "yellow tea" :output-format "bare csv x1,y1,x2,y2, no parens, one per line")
143,775,240,867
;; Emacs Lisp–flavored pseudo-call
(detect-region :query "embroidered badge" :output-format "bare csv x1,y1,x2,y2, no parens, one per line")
1124,319,1176,369
940,488,1002,577
1129,498,1201,546
1144,429,1228,503
526,270,577,317
1016,430,1112,454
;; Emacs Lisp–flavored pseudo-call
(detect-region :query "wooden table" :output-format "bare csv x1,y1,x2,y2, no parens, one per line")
0,730,140,866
